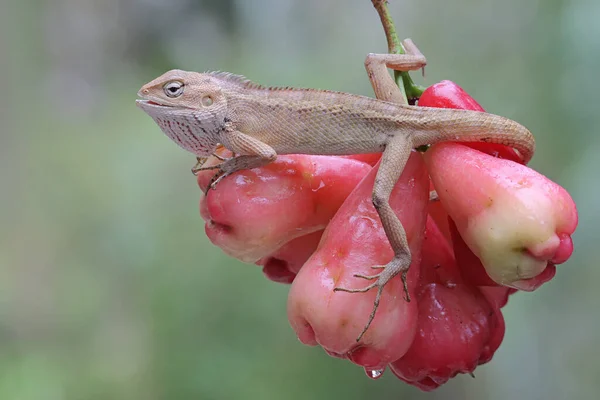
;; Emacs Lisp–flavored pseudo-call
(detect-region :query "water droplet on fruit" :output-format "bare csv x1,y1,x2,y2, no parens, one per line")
311,180,325,192
364,367,385,380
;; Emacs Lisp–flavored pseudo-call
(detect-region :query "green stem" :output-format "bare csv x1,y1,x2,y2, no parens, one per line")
371,0,425,103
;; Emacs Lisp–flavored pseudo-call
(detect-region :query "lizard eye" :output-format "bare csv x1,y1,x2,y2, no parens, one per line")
163,81,184,98
201,96,214,107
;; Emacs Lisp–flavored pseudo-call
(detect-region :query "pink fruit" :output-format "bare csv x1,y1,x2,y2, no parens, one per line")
287,153,429,368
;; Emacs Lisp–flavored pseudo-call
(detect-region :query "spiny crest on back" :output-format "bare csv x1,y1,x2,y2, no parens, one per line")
204,70,401,108
205,71,266,90
205,71,329,93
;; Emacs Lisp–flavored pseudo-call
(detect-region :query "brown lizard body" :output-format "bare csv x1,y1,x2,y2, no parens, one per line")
136,39,535,342
138,70,533,160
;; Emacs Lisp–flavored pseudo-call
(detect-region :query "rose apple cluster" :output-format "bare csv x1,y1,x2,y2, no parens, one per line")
195,80,578,390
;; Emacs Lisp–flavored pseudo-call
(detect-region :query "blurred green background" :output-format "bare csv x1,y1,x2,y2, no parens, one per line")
1,0,598,399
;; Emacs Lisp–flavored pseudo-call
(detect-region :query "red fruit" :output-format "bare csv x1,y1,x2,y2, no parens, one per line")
390,216,505,390
419,80,524,163
287,153,429,368
257,230,324,284
424,143,577,289
197,152,372,264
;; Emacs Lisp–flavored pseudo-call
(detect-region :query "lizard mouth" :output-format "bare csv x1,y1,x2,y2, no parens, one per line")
135,99,171,108
135,99,195,110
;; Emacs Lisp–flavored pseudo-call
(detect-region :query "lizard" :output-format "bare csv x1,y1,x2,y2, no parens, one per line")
136,39,535,342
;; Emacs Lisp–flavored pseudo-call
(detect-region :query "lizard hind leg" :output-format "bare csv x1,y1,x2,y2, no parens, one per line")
364,38,427,105
333,133,414,342
337,38,425,342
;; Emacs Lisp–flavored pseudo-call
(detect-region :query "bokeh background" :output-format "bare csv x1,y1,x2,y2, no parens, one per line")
2,0,599,399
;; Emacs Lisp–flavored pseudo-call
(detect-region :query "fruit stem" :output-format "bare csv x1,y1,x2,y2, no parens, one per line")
371,0,425,104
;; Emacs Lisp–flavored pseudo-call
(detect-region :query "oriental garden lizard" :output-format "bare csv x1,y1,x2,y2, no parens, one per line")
136,39,535,342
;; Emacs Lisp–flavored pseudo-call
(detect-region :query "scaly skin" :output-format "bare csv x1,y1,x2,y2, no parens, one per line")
136,39,535,342
136,70,534,161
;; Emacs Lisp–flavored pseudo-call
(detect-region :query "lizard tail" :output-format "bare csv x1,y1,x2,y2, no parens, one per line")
411,107,536,164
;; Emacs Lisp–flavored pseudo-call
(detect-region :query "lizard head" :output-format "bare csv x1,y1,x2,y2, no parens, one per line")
136,69,227,157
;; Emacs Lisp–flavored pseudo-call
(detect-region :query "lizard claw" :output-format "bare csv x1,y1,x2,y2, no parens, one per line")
352,272,381,280
192,149,236,175
192,157,226,175
194,162,224,175
212,153,228,162
205,170,230,195
334,279,383,342
333,257,411,342
191,157,208,175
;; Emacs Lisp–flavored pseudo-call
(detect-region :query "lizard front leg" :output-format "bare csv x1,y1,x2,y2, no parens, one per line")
334,134,413,342
204,128,277,194
191,145,236,175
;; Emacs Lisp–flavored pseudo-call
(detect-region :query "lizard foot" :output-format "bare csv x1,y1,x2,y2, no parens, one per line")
333,256,411,342
192,144,238,175
193,162,224,176
192,153,237,175
191,157,210,174
210,150,237,162
204,169,230,195
203,154,273,195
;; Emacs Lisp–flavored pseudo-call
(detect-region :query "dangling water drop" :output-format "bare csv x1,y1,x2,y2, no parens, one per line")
364,367,385,380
